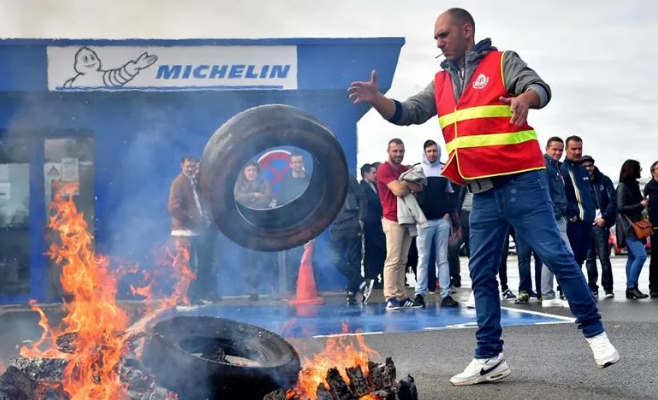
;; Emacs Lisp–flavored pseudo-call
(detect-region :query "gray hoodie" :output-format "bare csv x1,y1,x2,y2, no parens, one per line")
387,38,551,127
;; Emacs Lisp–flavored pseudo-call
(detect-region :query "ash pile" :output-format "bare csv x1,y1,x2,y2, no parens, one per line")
0,332,176,400
265,357,418,400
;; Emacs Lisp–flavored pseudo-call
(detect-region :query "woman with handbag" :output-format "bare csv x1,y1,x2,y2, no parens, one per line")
615,159,652,299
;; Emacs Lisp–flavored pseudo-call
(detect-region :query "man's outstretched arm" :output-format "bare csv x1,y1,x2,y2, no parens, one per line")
349,70,437,126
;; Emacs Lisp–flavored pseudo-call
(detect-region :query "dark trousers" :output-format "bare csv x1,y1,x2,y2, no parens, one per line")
243,248,277,295
448,211,470,287
284,245,305,293
585,226,613,292
567,220,594,267
330,224,364,293
363,222,386,280
499,229,511,292
186,228,219,302
516,235,542,294
649,231,658,291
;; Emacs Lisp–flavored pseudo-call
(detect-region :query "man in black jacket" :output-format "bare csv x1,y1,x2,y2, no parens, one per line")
360,163,386,293
330,173,369,305
644,160,658,298
581,156,617,298
561,136,596,272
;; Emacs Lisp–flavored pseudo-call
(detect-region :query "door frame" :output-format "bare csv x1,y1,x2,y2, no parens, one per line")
0,129,94,304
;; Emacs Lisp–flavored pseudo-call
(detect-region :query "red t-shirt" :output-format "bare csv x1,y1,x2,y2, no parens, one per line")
377,162,409,222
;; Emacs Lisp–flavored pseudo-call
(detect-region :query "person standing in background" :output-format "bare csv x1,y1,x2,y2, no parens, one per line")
616,160,649,299
360,163,386,291
644,161,658,298
234,161,274,301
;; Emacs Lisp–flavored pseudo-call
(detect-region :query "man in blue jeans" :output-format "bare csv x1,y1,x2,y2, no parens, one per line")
348,7,619,386
412,140,460,308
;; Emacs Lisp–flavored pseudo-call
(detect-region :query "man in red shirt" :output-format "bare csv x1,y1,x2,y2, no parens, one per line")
377,138,424,310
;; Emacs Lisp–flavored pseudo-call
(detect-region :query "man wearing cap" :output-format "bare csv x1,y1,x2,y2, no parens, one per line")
581,155,617,298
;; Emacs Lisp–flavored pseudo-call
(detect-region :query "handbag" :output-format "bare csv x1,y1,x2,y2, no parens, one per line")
623,215,653,240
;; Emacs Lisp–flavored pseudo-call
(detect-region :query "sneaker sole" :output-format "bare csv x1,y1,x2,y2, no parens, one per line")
596,353,620,369
451,367,511,386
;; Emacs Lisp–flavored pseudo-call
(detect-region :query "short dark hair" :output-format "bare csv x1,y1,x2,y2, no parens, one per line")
619,159,641,181
446,8,476,34
360,163,373,178
423,139,438,149
546,137,563,147
289,152,304,160
181,154,198,163
388,138,404,148
372,162,382,169
565,135,582,147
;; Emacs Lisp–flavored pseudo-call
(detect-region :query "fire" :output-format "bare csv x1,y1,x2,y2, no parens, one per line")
286,325,381,400
21,181,128,399
18,182,194,400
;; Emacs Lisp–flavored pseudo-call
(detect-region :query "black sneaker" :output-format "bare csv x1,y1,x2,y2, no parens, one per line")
650,289,658,298
412,294,426,308
591,288,599,299
604,290,614,298
347,292,357,306
400,297,424,309
441,295,458,307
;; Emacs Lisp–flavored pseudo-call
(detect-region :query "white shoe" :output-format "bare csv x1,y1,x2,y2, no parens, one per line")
465,292,476,309
586,332,620,368
541,298,565,308
450,353,511,386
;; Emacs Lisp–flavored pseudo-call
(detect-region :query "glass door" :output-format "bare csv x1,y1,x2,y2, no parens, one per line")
43,137,95,301
0,137,32,301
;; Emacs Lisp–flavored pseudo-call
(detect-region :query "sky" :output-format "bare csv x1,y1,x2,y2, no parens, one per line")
2,0,656,182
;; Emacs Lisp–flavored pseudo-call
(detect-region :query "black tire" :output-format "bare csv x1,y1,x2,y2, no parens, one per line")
199,104,349,252
142,316,301,400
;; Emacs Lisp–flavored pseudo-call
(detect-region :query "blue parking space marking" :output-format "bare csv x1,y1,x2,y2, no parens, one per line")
172,303,575,339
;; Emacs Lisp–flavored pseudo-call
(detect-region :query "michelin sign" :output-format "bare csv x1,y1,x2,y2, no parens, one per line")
47,45,298,91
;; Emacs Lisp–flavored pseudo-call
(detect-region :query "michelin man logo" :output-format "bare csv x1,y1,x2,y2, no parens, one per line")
63,47,158,89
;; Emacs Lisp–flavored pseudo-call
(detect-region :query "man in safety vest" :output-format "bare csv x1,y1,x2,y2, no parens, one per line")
348,7,619,386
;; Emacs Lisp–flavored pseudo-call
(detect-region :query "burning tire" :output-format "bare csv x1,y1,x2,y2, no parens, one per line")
142,316,301,400
199,104,349,252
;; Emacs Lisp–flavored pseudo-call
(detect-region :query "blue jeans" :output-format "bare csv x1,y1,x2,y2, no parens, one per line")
625,237,647,289
469,171,604,359
415,218,451,298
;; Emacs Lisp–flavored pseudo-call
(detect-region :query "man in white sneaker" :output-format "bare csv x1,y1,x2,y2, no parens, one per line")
348,7,619,386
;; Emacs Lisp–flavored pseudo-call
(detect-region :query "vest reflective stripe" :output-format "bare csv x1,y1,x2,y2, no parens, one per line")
445,130,538,153
438,105,513,129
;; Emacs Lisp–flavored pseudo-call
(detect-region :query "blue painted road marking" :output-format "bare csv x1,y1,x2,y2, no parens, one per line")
172,303,574,339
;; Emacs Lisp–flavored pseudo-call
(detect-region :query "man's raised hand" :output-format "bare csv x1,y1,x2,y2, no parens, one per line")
348,70,380,104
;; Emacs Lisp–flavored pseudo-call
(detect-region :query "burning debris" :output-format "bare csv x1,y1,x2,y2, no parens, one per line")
0,182,192,400
264,357,418,400
0,333,177,400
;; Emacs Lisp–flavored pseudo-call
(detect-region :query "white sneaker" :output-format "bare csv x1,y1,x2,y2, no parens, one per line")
586,332,620,368
450,353,511,386
465,292,476,309
541,298,565,308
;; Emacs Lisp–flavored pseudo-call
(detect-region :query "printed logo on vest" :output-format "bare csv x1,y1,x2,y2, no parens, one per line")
472,74,489,89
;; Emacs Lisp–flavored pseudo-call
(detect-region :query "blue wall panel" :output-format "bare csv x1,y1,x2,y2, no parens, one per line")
0,38,405,303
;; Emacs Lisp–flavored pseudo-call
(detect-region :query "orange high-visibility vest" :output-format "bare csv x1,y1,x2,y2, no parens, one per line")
434,51,545,185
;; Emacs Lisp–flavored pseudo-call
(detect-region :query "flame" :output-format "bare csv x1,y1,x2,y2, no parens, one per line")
286,325,381,400
17,182,195,400
20,182,128,399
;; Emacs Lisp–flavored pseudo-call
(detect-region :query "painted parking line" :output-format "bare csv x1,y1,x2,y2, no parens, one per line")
173,302,575,339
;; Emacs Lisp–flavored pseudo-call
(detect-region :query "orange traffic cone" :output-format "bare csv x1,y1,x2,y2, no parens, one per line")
290,241,325,305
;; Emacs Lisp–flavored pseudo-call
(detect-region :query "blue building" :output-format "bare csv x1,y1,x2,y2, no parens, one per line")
0,38,404,304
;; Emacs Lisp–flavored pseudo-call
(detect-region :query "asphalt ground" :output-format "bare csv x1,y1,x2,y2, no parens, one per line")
1,255,656,400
